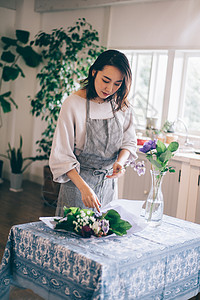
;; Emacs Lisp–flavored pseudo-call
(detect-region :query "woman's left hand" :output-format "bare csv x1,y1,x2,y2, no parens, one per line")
106,162,125,179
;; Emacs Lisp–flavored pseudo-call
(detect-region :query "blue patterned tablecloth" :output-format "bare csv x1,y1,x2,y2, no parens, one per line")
0,200,200,300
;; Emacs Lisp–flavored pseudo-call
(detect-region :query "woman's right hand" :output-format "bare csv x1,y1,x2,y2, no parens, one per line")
80,185,101,212
66,168,101,212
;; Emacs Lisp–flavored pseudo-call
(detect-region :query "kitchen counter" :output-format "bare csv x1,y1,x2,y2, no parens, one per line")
174,152,200,166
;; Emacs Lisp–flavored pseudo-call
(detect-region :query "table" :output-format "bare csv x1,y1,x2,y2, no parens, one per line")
0,200,200,300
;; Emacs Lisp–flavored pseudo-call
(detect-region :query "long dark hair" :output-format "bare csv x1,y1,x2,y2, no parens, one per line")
81,49,132,111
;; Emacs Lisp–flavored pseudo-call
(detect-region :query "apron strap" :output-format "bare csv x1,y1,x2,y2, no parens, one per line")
86,99,90,122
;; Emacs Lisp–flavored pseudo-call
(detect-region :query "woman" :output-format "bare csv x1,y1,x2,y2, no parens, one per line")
49,49,137,216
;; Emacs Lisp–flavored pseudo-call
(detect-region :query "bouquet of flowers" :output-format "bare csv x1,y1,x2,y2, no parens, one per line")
55,206,132,238
139,139,179,224
139,139,179,173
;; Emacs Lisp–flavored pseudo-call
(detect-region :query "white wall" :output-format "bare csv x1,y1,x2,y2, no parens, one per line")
0,0,200,184
109,0,200,49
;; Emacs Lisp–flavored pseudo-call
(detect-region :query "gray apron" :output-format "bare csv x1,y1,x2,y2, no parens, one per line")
56,99,123,216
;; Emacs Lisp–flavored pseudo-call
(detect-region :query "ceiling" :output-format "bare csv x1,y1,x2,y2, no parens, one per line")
0,0,173,12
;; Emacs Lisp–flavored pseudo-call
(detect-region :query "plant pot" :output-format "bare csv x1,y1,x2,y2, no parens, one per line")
0,160,3,184
42,165,60,207
10,173,23,192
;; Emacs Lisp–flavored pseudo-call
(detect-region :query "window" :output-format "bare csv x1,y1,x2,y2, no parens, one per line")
179,53,200,134
122,50,168,130
122,49,200,136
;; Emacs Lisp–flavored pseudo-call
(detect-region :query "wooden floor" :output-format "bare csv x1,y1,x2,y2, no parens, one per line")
0,179,199,300
0,179,55,300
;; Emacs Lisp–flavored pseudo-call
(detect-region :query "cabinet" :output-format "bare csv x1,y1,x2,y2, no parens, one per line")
175,157,200,223
118,153,182,218
162,160,182,217
195,175,200,224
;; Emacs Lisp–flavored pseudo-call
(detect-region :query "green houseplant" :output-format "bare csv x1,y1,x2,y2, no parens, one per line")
29,18,105,204
0,135,44,191
0,29,42,182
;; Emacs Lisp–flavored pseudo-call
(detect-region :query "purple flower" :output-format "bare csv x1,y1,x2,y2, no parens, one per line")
139,139,157,153
134,161,146,176
81,225,92,238
100,219,109,234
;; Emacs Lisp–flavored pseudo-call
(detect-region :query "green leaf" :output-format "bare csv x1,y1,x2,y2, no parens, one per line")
1,91,11,97
2,66,19,81
19,135,23,150
16,30,30,44
7,95,18,109
0,95,11,113
63,207,72,217
105,209,132,236
156,140,166,154
159,149,172,163
15,64,25,77
1,51,15,63
167,141,179,152
63,206,80,217
0,92,18,113
147,155,163,170
104,209,121,223
16,45,42,67
1,36,17,46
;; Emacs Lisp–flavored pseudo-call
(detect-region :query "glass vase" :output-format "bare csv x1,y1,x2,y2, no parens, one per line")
145,170,165,226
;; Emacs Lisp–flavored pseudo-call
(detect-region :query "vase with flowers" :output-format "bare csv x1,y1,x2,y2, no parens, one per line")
139,139,179,226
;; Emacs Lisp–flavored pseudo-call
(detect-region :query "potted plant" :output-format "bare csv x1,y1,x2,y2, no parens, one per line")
0,29,42,183
29,18,105,205
0,135,44,192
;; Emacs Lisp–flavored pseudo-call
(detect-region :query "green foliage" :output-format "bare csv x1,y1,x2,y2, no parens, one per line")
0,135,46,174
0,30,42,114
104,209,132,236
146,140,179,173
29,18,106,158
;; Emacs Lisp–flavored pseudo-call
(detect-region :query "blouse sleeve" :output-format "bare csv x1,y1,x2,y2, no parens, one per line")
49,97,80,183
120,106,138,162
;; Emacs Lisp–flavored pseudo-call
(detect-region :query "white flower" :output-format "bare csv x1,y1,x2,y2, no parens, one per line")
80,210,86,217
90,216,95,222
92,221,100,234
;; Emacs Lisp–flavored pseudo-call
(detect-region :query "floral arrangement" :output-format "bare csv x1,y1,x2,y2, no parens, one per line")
139,139,179,224
139,139,179,173
55,206,132,238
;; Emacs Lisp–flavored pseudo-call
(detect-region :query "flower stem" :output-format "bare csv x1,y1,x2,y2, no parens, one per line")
147,171,163,222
